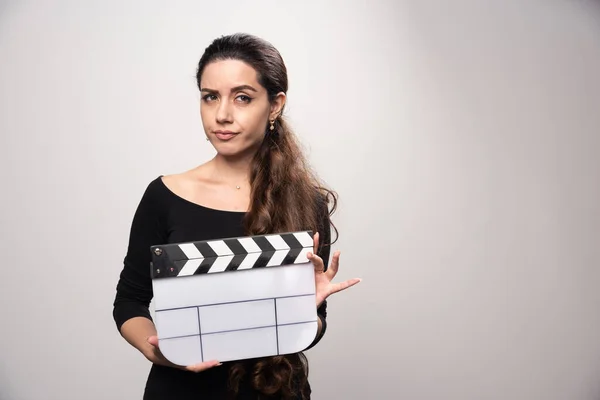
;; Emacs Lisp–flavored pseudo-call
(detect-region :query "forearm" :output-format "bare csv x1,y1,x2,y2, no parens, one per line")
304,303,327,351
119,316,157,358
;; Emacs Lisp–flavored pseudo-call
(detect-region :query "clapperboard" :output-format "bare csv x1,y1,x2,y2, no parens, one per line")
150,230,318,366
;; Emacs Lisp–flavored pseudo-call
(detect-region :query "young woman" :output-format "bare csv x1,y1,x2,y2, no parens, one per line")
112,33,360,400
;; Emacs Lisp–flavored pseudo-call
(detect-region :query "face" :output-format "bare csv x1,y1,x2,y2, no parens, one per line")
199,59,285,158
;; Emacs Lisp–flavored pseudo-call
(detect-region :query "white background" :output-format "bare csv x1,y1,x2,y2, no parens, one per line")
1,0,599,399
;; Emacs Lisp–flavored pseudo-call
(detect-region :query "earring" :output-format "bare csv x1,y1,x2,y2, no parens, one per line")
206,137,209,141
269,119,275,131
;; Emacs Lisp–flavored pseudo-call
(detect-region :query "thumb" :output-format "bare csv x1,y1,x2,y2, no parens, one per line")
147,335,159,348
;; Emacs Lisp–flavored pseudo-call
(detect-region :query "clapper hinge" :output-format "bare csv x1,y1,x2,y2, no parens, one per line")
150,246,173,278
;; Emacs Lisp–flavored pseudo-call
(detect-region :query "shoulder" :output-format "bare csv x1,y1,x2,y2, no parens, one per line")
161,166,205,189
160,173,185,197
134,171,198,218
135,175,170,211
137,170,197,207
160,163,212,200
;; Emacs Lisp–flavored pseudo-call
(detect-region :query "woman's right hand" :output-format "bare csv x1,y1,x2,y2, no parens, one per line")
145,335,222,372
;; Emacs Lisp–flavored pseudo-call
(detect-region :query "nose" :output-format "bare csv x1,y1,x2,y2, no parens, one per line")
216,99,233,124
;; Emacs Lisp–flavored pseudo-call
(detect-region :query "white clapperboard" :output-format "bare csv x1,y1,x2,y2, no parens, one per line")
150,230,318,366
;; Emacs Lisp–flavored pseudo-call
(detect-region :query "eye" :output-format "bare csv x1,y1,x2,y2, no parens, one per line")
236,94,252,103
202,94,217,102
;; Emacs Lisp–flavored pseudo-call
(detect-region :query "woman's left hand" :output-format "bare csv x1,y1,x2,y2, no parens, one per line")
307,232,361,307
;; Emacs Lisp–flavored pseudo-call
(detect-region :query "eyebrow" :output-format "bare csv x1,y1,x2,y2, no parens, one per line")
200,84,258,93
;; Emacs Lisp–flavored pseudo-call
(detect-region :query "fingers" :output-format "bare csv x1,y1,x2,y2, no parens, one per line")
147,336,221,372
307,252,325,273
185,360,222,373
330,278,362,296
312,232,320,255
326,250,341,279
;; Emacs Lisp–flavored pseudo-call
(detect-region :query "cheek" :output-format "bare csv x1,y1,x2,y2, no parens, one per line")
200,107,211,126
238,111,268,135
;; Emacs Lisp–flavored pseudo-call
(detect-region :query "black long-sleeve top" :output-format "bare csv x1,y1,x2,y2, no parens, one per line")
113,176,330,400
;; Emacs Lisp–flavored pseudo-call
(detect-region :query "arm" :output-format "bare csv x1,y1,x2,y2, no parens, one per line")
119,317,159,359
113,180,221,372
304,194,333,350
311,301,327,349
113,180,166,361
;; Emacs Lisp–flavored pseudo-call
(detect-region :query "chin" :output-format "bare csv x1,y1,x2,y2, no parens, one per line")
213,140,262,158
214,145,252,158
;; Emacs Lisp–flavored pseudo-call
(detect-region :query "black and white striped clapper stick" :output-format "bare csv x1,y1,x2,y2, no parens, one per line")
150,231,315,279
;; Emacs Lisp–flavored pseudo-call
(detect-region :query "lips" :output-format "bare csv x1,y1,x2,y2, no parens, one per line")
214,131,238,141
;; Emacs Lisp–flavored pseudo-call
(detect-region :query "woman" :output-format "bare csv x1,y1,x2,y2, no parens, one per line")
113,32,361,400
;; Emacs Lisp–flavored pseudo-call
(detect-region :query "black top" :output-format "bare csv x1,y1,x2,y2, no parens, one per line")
113,176,330,400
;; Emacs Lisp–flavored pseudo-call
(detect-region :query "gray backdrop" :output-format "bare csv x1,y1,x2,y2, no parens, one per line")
1,0,599,399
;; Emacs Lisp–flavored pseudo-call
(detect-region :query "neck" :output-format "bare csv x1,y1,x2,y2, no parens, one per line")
209,152,254,186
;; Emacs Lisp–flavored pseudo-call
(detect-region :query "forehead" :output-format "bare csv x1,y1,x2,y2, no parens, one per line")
200,59,263,91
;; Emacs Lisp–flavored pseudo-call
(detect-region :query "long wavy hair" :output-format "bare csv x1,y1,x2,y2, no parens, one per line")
196,33,338,399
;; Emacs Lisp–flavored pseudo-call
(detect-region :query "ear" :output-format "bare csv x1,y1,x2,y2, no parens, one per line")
269,92,286,120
